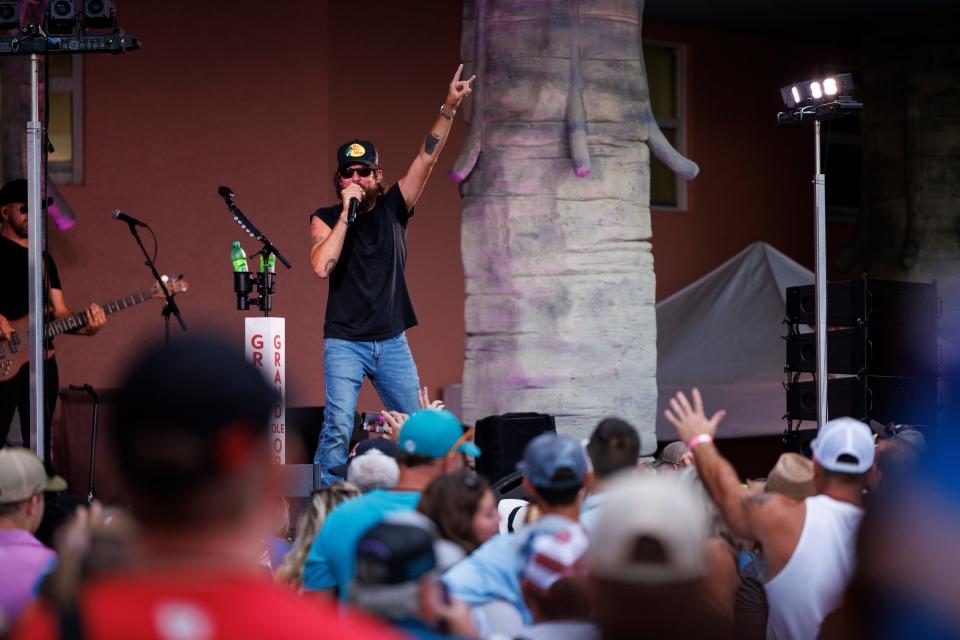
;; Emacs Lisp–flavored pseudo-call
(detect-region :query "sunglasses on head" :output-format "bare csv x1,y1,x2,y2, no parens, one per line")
338,165,375,179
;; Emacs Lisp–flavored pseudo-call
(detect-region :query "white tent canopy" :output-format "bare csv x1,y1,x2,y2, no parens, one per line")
656,242,814,439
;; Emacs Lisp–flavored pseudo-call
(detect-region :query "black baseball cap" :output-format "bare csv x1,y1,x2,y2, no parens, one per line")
0,179,53,207
355,520,437,586
337,139,379,170
329,437,399,478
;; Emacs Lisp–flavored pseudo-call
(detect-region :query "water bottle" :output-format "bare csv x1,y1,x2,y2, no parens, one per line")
231,241,249,272
259,251,276,273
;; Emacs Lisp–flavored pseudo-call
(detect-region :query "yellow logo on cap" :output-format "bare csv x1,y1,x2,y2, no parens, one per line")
346,143,366,158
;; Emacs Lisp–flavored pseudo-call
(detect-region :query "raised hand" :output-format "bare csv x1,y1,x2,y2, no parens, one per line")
663,388,726,443
446,64,476,109
418,385,445,411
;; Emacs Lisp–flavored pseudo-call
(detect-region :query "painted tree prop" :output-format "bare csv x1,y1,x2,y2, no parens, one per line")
455,0,697,451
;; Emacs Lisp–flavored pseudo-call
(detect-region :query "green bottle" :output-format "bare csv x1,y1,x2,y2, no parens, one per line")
259,251,276,273
230,241,249,272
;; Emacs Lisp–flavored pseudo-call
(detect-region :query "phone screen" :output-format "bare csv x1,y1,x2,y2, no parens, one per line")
361,412,387,432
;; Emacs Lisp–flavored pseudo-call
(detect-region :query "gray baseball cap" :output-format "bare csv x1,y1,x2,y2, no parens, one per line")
517,433,587,490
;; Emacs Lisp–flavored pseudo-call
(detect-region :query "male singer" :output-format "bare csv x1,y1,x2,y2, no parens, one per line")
309,65,474,484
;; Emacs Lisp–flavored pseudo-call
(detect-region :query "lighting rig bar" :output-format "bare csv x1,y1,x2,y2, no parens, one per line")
0,25,139,54
0,0,139,56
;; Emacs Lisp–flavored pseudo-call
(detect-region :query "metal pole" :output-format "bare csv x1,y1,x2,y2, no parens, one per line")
26,53,46,460
814,118,828,428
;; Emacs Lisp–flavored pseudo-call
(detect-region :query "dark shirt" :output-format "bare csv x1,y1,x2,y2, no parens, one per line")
310,183,417,341
0,236,61,341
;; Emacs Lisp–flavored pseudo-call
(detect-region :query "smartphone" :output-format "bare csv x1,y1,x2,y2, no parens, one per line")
361,411,388,433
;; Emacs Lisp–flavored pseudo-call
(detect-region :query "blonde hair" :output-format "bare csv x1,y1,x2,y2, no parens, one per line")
274,481,361,588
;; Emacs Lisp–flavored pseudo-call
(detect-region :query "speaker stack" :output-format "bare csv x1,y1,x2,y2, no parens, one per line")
784,277,939,434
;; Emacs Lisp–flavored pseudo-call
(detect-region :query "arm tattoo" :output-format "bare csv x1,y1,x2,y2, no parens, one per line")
323,258,337,275
740,492,772,510
424,133,441,155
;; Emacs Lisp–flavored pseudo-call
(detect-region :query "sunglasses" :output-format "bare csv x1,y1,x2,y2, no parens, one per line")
338,165,375,179
18,205,28,214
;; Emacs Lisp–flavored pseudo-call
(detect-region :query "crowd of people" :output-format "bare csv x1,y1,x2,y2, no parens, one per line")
0,331,949,639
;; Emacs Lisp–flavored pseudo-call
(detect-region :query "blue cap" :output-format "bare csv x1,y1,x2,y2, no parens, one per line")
518,433,587,490
398,409,481,459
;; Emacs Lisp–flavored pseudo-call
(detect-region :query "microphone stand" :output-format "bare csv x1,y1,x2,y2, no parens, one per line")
124,222,187,343
219,187,292,270
219,187,292,316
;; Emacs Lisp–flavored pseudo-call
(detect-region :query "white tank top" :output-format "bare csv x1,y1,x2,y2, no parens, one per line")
764,494,864,640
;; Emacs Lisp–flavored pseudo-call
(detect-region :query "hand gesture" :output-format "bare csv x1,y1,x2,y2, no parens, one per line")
663,388,726,443
418,385,445,411
445,64,476,110
84,303,107,335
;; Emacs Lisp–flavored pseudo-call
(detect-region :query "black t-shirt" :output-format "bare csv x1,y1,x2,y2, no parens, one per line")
310,183,418,340
0,235,61,320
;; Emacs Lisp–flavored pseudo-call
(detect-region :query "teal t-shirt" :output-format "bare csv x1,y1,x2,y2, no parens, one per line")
302,489,420,597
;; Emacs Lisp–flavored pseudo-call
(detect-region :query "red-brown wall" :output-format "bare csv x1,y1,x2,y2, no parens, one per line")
45,4,854,413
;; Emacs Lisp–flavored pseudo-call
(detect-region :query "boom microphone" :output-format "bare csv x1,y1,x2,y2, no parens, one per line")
111,209,149,228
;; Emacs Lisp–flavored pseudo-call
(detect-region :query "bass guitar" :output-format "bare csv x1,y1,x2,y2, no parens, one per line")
0,275,189,380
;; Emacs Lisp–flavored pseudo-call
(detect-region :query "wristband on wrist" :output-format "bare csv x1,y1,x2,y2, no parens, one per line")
440,104,456,119
687,433,713,450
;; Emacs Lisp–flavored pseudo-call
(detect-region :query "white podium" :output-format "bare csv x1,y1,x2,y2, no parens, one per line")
245,317,286,463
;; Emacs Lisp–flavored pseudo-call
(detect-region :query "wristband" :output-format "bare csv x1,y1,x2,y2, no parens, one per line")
687,434,713,450
440,104,456,119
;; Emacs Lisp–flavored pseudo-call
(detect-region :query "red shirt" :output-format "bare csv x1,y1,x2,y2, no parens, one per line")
13,569,402,639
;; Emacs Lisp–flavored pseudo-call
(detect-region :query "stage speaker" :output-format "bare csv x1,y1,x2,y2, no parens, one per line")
785,376,937,427
785,326,938,377
474,412,556,484
786,279,937,329
784,277,939,430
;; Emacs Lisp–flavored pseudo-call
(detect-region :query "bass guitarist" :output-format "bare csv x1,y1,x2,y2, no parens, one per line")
0,179,106,457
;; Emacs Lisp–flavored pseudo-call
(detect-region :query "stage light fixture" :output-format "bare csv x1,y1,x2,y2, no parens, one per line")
780,73,854,110
46,0,78,34
0,0,18,31
83,0,113,28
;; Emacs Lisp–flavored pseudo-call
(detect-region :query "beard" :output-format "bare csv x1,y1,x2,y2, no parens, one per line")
359,183,379,211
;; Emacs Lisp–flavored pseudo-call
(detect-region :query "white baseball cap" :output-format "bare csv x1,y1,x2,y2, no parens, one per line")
811,417,875,474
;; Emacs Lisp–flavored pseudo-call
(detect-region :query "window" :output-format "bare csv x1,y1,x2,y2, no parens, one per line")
643,42,686,211
47,55,83,185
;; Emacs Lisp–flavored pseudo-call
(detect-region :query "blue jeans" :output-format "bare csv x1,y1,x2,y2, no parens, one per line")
314,332,420,485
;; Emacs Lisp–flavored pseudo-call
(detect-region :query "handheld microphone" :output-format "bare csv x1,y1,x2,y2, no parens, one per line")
347,197,359,224
218,186,234,199
111,209,149,228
